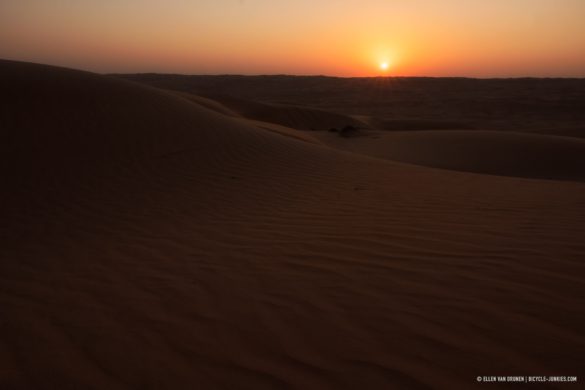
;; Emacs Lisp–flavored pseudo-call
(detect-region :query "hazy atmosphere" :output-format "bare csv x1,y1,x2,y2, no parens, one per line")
2,0,585,76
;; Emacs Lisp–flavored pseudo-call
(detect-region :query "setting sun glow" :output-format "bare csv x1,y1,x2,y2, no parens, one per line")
1,0,584,77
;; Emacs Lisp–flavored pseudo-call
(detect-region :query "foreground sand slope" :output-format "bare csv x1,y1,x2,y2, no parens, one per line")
1,60,585,389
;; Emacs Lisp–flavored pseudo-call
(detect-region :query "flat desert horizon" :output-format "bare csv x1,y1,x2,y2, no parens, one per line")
2,1,585,389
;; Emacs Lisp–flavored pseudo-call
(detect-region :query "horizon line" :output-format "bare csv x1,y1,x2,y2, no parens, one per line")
3,57,585,80
111,72,585,80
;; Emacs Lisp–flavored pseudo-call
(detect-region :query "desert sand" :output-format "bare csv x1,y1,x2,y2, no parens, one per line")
1,59,585,389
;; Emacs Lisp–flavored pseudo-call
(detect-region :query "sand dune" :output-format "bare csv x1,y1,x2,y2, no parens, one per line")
200,94,368,131
2,60,585,389
315,130,585,182
170,89,367,133
371,118,474,131
172,91,240,117
120,74,585,134
167,92,585,182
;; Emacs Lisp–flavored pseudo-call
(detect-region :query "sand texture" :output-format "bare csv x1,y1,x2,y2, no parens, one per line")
2,60,585,389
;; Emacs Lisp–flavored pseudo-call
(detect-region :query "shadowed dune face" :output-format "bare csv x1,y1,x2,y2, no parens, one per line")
2,60,585,389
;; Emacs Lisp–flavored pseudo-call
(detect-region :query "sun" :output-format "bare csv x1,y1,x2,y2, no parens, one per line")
379,62,389,71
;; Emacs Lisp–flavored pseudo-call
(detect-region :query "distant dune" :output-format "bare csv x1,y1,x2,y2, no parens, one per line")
172,91,240,117
315,130,585,182
119,73,585,134
197,93,368,131
370,118,475,131
2,60,585,389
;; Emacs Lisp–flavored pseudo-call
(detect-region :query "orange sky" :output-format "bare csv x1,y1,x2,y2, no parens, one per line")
1,0,584,77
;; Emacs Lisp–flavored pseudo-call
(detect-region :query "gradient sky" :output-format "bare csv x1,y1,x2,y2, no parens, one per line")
1,0,584,77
